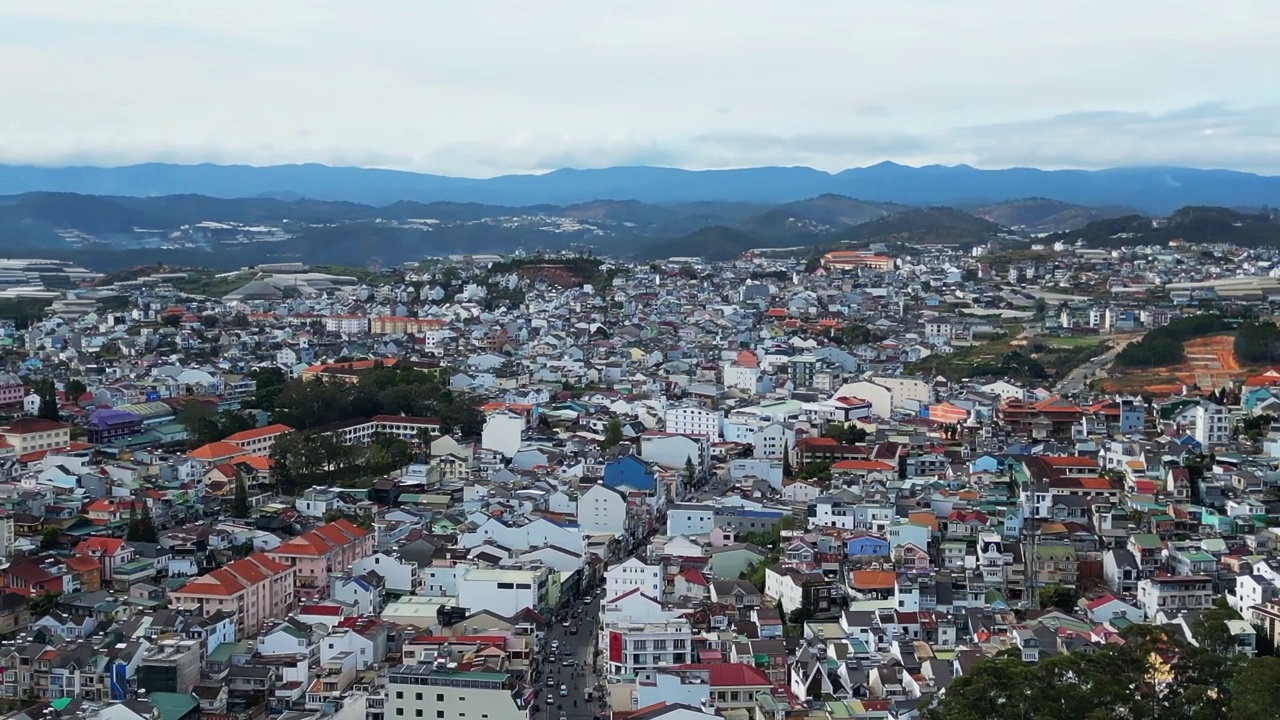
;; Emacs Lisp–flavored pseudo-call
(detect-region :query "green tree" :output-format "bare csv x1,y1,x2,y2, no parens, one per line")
39,527,61,549
601,418,624,449
231,472,251,518
26,591,61,617
323,509,345,523
1037,585,1079,612
127,500,159,543
1230,656,1280,720
63,378,88,405
160,313,182,328
415,426,435,459
782,441,793,478
33,379,60,421
683,456,698,490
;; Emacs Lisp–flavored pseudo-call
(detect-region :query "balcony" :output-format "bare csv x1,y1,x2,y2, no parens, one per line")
111,559,157,590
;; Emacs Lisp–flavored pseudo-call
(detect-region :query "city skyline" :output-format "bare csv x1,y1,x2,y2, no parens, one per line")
1,1,1277,176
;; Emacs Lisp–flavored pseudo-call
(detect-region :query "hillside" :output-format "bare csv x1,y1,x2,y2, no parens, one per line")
1050,206,1280,247
3,161,1280,212
967,197,1139,233
833,207,1004,245
642,226,764,261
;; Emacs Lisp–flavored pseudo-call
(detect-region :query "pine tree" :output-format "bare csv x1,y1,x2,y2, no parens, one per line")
683,456,698,490
782,441,793,478
34,380,60,421
602,418,624,449
137,501,158,543
232,473,251,518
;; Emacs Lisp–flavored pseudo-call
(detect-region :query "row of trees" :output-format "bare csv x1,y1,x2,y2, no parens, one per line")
269,429,416,494
1115,314,1230,368
1234,321,1280,364
926,605,1274,720
262,363,483,436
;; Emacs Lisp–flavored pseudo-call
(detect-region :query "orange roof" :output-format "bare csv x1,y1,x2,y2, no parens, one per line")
187,441,244,461
223,423,293,443
765,308,788,317
270,518,369,558
226,454,273,470
831,459,895,472
76,537,125,555
849,570,896,590
173,552,291,597
65,554,101,573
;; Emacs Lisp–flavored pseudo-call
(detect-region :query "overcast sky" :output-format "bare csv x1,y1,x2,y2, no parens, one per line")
1,1,1277,176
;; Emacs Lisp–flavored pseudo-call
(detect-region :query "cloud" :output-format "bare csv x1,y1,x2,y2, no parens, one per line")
0,1,1277,176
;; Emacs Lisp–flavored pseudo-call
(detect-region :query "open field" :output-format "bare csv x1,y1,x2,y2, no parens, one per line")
1102,334,1247,394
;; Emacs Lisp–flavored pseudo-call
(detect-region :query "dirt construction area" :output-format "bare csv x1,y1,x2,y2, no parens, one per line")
1103,334,1246,394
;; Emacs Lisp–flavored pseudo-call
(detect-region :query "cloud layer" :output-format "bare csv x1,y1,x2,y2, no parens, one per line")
1,1,1277,176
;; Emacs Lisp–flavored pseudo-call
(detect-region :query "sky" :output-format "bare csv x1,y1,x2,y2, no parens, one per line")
1,0,1278,177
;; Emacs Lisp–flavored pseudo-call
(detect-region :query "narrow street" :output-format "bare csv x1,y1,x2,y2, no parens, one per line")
535,590,605,720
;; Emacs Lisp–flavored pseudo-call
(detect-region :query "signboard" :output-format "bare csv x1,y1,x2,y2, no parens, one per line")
608,630,623,665
145,391,160,401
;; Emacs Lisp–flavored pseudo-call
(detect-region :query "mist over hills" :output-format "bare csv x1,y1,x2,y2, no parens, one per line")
2,161,1279,213
0,161,1277,270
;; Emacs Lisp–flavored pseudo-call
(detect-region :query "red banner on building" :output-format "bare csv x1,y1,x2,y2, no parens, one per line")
608,630,623,664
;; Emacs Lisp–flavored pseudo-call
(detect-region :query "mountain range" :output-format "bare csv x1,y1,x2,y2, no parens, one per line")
1,161,1279,213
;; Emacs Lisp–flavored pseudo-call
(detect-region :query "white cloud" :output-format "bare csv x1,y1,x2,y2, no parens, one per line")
0,0,1277,175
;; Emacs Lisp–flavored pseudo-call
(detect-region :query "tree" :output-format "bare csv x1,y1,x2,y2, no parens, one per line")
33,379,60,421
1230,656,1280,720
39,527,61,549
26,591,61,617
1037,585,1079,612
782,441,793,478
127,500,159,543
323,509,345,523
683,456,698,490
160,313,182,328
415,426,435,459
231,473,251,518
63,378,87,405
601,418,624,449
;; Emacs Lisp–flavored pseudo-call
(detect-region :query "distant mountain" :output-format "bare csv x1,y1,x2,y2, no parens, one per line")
966,198,1140,233
2,161,1279,213
832,207,1003,245
642,226,765,261
1051,206,1280,247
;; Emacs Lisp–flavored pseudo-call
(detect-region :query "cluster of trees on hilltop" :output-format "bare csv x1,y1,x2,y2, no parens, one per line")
1115,314,1230,368
1234,321,1280,365
252,362,483,436
927,606,1278,720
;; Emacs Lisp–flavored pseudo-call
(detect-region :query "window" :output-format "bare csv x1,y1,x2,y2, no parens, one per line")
396,710,404,717
415,693,422,701
396,692,404,699
437,694,444,702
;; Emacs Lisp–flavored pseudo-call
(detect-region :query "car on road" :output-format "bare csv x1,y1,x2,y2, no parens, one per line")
562,620,571,628
562,659,577,667
559,713,567,720
546,676,555,687
559,684,568,697
583,595,592,605
551,640,559,651
546,694,554,706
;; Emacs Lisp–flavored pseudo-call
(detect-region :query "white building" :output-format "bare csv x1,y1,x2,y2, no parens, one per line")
599,618,693,677
350,552,422,595
481,412,525,458
578,483,629,537
640,433,710,474
664,405,722,441
457,567,550,617
831,381,892,419
324,315,369,335
606,557,662,599
385,665,526,720
751,423,788,460
869,375,933,412
1174,401,1231,448
667,503,715,537
1137,575,1215,620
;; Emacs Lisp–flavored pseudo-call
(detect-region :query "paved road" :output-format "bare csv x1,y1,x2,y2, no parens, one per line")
535,592,605,720
1055,333,1143,395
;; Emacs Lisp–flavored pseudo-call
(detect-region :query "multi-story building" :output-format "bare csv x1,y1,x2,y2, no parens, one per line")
606,558,662,599
663,405,721,441
168,552,297,639
223,423,294,456
267,518,375,602
1137,575,1215,619
0,374,23,406
601,618,693,676
385,665,529,720
1175,400,1231,448
456,566,552,616
0,418,70,456
324,314,370,334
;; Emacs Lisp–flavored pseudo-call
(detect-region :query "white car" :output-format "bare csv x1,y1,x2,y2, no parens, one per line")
559,685,568,697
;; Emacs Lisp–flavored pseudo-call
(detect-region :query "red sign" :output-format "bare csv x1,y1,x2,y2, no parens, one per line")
608,631,623,664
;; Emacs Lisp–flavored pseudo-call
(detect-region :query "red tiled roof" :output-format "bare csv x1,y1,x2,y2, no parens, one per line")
223,424,293,443
671,662,771,687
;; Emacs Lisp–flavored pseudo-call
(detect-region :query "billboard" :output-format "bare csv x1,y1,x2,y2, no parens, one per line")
608,630,623,664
